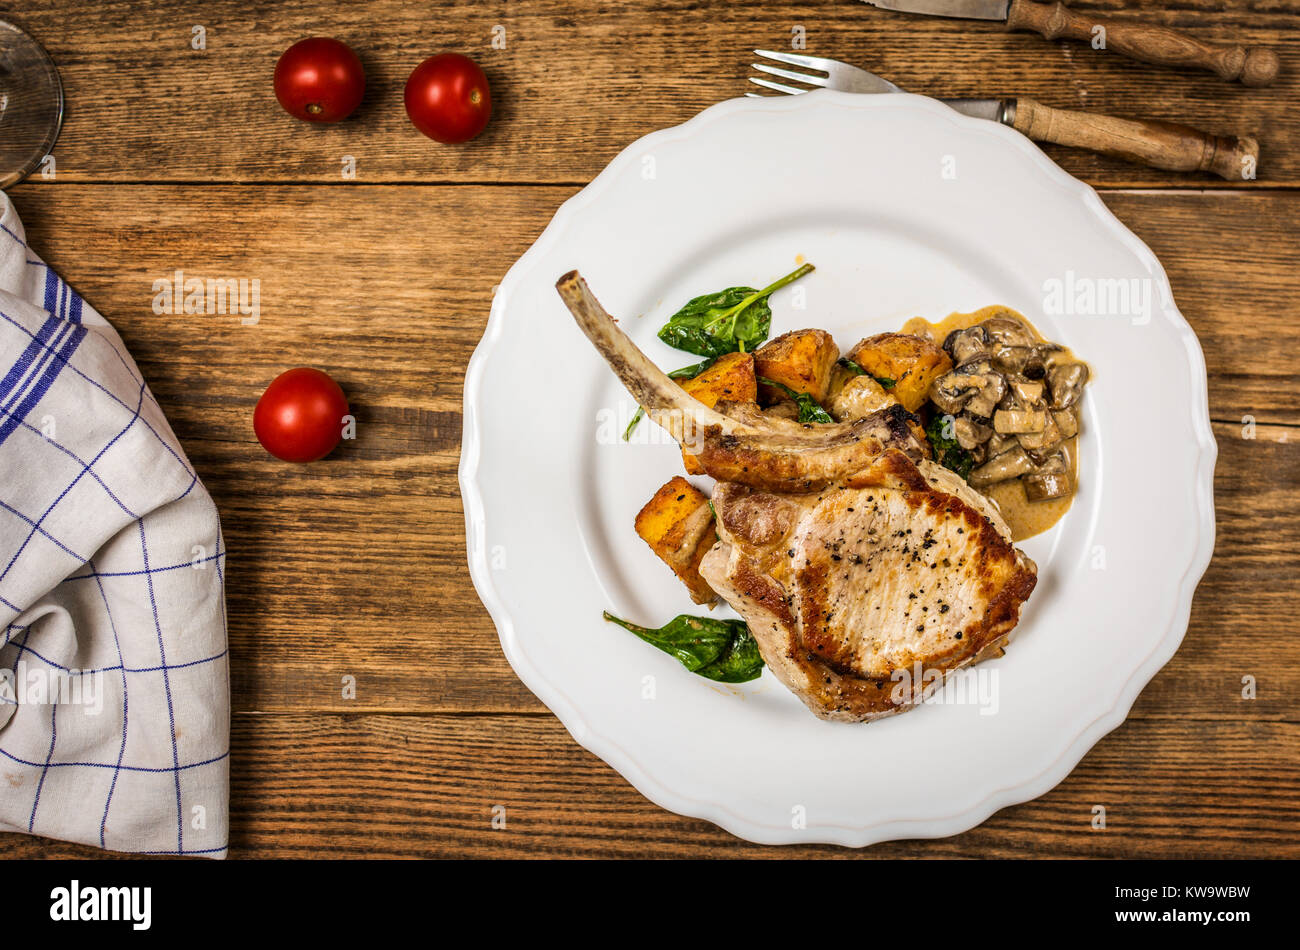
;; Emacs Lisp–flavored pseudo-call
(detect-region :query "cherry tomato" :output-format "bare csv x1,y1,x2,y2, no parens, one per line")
274,37,365,123
254,368,350,463
403,53,492,144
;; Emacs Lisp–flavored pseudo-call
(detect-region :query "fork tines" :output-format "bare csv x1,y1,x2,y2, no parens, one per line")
749,49,831,97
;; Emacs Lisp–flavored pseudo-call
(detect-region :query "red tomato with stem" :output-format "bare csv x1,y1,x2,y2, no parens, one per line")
274,37,365,123
404,53,492,144
254,368,350,463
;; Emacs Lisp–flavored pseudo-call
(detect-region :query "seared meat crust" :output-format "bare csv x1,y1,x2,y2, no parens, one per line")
701,450,1037,721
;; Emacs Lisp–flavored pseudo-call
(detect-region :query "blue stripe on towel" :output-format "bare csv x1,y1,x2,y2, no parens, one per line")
0,323,87,448
0,315,60,405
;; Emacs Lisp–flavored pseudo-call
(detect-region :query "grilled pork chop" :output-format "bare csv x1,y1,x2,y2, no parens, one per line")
556,270,1037,722
701,451,1036,721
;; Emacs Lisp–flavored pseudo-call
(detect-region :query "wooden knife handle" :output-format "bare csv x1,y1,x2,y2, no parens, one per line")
1011,98,1259,180
1005,0,1280,86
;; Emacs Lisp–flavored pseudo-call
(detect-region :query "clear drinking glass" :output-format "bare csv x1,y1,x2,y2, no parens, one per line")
0,19,63,189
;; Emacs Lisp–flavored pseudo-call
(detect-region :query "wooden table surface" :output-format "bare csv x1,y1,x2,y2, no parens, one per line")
4,0,1297,858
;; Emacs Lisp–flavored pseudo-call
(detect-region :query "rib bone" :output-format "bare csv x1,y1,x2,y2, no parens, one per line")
555,270,926,491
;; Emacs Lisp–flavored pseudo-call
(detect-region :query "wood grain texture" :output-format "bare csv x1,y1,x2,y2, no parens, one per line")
1006,0,1282,86
9,0,1299,186
2,1,1297,858
2,714,1297,858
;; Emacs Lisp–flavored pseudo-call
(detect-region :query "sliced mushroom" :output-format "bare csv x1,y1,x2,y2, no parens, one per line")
1024,455,1071,500
1017,412,1062,450
993,408,1047,434
952,415,993,451
990,344,1032,375
981,315,1037,347
953,357,995,376
1024,443,1065,466
969,446,1036,487
985,431,1017,457
963,373,1007,419
930,356,1004,413
1047,362,1089,410
1011,379,1046,405
1053,408,1079,439
1024,473,1071,500
1039,453,1067,473
1021,343,1059,381
942,326,990,364
929,373,981,414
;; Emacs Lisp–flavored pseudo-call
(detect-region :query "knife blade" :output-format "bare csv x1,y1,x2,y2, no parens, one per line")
857,0,1279,85
865,0,1007,20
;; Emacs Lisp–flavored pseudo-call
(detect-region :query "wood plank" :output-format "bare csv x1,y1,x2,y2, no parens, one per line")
13,0,1300,187
5,183,1298,719
1,713,1296,857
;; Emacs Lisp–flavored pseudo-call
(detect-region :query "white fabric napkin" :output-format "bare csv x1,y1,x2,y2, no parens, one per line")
0,192,229,857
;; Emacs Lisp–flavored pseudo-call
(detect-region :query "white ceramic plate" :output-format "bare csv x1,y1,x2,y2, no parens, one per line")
460,91,1216,846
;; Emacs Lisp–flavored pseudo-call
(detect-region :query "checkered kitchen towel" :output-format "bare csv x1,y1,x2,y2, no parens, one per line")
0,192,228,857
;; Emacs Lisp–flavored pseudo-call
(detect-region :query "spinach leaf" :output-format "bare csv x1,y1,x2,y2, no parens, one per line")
656,263,814,358
695,623,765,683
603,611,730,670
838,357,894,390
669,358,718,379
621,357,718,441
925,414,974,480
758,376,834,425
623,264,815,439
602,611,764,683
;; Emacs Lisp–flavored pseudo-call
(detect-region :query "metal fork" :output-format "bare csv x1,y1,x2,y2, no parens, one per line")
748,49,1257,181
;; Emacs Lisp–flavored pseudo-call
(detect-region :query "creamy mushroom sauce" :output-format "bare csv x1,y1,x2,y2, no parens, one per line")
901,306,1084,542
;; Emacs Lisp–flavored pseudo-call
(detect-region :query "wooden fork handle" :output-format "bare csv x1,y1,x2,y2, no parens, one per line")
1011,98,1259,181
1005,0,1280,86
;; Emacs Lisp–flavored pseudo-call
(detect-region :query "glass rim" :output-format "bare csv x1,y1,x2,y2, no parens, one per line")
0,18,65,190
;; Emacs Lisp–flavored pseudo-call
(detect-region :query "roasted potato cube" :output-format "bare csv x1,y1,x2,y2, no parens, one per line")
824,360,860,405
828,374,897,422
680,351,757,408
826,359,898,407
847,332,952,412
679,352,757,474
634,476,718,605
754,329,840,405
